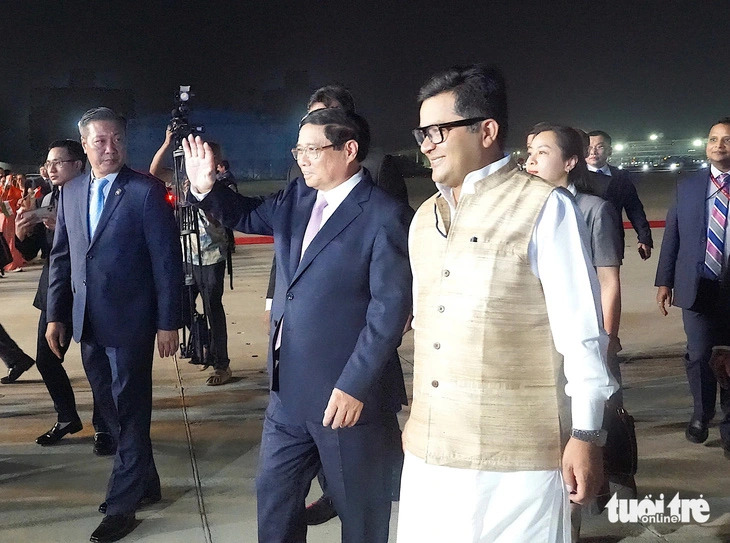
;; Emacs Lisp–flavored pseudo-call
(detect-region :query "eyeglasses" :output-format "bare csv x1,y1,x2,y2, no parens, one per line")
412,117,488,145
291,144,335,160
44,159,76,169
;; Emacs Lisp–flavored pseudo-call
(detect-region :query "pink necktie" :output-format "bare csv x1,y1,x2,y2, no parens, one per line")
705,172,729,278
275,194,328,350
300,194,328,260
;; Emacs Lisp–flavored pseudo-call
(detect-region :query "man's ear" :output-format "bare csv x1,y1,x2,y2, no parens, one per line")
345,140,359,163
481,120,500,149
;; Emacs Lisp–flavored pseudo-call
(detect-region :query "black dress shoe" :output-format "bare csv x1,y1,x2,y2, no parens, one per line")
304,495,338,526
93,432,117,456
99,491,162,514
0,360,35,384
36,420,83,445
90,513,136,543
686,420,709,443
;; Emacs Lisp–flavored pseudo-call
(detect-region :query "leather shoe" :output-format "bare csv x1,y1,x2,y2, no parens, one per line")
93,432,117,456
304,495,338,526
90,513,136,543
98,491,161,514
686,420,709,444
0,360,35,384
36,420,83,445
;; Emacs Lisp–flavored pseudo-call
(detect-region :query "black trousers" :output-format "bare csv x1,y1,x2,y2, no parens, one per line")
0,322,34,370
682,279,730,441
35,311,80,423
80,332,160,515
190,261,229,370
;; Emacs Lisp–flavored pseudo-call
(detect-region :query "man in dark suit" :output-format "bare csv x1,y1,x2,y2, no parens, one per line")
586,130,653,260
46,107,183,543
15,139,111,447
656,117,730,456
184,107,412,543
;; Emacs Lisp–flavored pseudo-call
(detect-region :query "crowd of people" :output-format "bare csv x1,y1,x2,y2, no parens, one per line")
0,63,729,543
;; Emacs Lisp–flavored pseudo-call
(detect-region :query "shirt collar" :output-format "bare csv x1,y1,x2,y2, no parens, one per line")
710,164,729,179
435,154,511,209
317,167,363,207
92,171,120,184
587,164,611,176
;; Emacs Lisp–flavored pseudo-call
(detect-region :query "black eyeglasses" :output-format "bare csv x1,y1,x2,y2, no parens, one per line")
412,117,488,145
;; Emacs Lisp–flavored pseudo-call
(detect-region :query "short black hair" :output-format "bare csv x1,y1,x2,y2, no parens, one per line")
712,117,730,130
418,64,508,148
300,107,370,162
49,139,86,171
78,107,127,136
218,160,230,170
307,85,355,113
587,130,612,146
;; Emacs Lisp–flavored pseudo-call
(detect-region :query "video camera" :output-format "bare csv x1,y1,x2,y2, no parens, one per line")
169,86,205,145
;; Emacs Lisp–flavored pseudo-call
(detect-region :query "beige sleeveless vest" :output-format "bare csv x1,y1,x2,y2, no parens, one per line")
403,161,569,471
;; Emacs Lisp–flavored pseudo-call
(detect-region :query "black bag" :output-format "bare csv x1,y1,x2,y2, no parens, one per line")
603,406,638,476
0,231,12,270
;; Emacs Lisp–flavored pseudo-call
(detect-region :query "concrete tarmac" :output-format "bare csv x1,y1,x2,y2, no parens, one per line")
1,173,729,542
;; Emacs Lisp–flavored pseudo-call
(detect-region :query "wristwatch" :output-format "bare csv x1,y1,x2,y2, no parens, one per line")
570,428,607,447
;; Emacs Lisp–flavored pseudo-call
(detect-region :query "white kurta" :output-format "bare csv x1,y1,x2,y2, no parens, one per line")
399,157,618,543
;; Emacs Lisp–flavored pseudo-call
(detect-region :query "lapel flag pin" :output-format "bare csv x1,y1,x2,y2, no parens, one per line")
115,189,121,196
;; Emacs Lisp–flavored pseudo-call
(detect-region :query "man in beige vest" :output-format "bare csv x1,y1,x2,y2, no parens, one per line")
397,65,618,543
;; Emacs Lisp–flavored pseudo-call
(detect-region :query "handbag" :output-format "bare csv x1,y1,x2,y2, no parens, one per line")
603,405,638,476
0,231,12,270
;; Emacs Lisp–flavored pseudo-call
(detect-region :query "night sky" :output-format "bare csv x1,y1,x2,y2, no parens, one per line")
1,0,729,161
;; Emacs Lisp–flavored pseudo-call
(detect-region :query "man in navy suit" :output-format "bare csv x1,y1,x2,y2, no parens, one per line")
184,107,412,543
46,107,183,543
656,117,730,456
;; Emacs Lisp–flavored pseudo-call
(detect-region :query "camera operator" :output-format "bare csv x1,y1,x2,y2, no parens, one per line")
150,129,232,386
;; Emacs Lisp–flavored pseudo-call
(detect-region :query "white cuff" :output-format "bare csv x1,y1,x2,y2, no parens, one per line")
570,396,606,431
265,298,272,311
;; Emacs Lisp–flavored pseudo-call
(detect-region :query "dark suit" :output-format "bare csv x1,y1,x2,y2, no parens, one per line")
15,188,84,425
655,168,730,440
198,172,412,542
47,165,183,515
587,167,653,257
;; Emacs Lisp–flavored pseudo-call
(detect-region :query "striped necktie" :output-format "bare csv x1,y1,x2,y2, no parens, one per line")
705,172,729,278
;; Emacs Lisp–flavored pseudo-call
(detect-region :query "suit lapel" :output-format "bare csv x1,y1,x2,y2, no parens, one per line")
289,181,370,287
89,166,129,250
76,173,92,247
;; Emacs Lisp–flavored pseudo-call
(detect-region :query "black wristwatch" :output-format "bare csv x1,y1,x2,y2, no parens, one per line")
570,428,607,447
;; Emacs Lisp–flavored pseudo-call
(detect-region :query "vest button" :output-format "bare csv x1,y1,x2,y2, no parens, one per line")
437,305,445,313
431,380,439,388
443,269,450,277
286,293,294,300
433,342,440,349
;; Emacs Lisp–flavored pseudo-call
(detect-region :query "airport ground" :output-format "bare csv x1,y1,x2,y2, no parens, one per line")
1,172,729,542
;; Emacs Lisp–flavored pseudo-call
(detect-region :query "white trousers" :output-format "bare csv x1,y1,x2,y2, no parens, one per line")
396,451,570,543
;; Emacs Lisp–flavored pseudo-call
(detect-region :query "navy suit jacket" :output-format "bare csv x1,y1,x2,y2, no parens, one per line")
655,168,716,309
47,166,183,346
198,172,412,423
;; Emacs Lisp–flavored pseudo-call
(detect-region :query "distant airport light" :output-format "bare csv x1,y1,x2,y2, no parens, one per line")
614,143,625,151
693,139,703,147
642,164,650,171
649,134,658,141
618,165,624,170
669,163,678,171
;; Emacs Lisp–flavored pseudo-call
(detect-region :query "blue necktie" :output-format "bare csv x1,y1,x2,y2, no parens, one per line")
89,177,110,238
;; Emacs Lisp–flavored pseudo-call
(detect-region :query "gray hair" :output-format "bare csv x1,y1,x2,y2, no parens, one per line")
78,107,127,136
